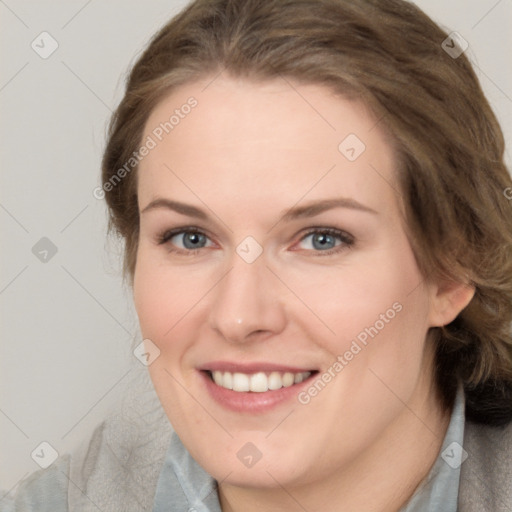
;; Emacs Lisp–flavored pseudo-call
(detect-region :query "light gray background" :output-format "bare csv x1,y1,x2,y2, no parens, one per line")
1,0,511,494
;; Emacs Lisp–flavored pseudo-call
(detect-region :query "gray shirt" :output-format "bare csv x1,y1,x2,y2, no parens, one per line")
6,383,500,512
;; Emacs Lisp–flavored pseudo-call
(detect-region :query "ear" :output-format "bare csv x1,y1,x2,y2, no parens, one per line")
428,279,475,327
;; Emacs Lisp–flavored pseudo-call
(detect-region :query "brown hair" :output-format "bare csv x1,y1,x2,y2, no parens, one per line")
101,0,512,425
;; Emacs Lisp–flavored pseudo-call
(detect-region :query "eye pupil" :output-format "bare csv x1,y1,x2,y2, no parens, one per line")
313,233,335,250
183,232,206,249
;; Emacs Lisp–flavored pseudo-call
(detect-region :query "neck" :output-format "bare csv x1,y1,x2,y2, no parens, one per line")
218,361,452,512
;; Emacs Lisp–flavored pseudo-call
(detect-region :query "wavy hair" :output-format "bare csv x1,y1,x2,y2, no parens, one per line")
101,0,512,425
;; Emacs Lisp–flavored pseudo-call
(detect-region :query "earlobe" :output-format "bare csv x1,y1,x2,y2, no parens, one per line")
429,280,476,327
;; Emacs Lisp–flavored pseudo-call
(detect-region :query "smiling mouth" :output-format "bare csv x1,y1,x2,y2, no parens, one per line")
205,370,318,393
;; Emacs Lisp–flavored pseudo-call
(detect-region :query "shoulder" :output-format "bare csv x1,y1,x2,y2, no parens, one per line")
2,414,172,512
1,372,173,512
459,419,512,511
0,455,70,512
0,421,110,512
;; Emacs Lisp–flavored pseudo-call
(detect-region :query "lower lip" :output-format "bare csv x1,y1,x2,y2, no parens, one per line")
199,371,316,413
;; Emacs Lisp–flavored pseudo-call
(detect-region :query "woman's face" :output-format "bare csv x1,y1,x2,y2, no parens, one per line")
133,76,446,488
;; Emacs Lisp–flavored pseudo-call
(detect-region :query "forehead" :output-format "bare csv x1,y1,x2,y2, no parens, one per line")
138,75,399,219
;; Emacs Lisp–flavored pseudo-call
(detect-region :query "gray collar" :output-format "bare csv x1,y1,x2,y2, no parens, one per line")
152,432,221,512
399,384,466,512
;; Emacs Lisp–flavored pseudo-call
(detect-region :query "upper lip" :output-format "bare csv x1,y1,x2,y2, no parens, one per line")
200,361,317,373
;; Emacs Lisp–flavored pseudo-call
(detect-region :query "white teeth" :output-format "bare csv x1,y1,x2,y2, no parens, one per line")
268,371,283,390
210,370,312,392
223,371,233,390
249,372,268,392
294,372,305,384
282,372,295,387
232,372,250,392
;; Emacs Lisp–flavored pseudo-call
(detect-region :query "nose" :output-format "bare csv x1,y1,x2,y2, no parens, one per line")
207,253,287,344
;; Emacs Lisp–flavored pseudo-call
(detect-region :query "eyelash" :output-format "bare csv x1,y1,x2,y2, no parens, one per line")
156,226,354,257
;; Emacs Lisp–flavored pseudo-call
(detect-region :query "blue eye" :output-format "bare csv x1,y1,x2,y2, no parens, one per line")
303,232,338,250
175,231,208,249
158,228,212,252
297,228,354,254
157,227,353,257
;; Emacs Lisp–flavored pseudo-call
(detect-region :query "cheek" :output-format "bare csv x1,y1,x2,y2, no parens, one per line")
133,251,205,420
289,256,431,461
299,251,425,344
133,250,202,341
300,238,431,387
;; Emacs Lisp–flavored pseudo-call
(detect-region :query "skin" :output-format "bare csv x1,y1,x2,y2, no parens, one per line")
133,75,475,512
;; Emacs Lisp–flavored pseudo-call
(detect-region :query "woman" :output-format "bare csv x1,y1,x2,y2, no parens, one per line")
4,0,512,510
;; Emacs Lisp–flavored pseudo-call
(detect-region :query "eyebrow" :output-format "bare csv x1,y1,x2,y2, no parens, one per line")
281,197,378,221
140,197,377,221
